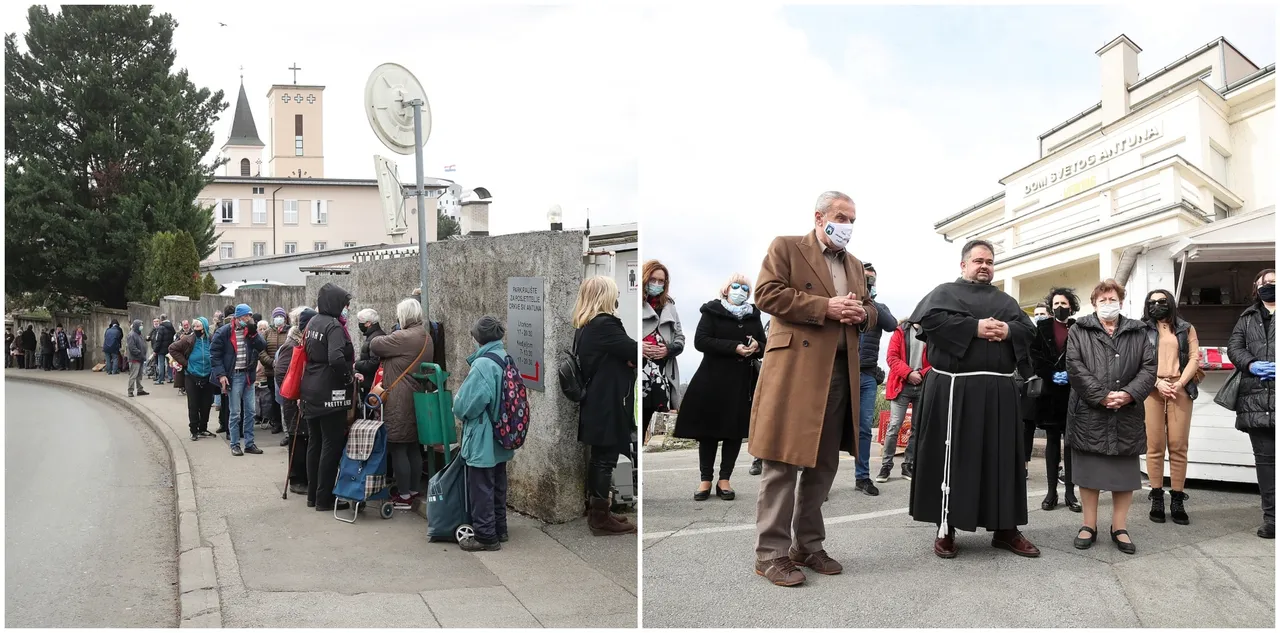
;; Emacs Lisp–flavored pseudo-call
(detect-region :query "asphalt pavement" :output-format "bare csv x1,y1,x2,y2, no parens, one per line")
641,442,1275,628
5,381,178,627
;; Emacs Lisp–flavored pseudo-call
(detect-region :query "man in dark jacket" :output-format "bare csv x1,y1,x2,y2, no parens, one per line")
22,325,37,369
54,325,70,370
39,328,54,370
102,320,123,375
211,304,267,456
126,320,149,396
152,315,177,385
5,329,13,368
303,283,357,511
853,262,897,496
354,308,386,395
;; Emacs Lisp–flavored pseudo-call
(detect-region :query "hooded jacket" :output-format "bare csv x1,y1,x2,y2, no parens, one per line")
300,283,356,418
22,327,36,351
169,317,213,378
1064,313,1157,456
102,321,123,354
456,339,516,468
126,321,148,362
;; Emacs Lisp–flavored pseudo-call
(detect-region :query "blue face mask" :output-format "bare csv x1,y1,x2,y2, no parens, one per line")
728,288,749,306
342,307,349,319
646,283,664,298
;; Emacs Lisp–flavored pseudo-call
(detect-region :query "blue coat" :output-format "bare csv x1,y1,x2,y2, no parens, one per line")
455,340,516,469
209,323,266,386
102,325,122,354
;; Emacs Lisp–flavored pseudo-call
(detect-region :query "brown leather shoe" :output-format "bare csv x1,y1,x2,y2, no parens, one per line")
991,529,1040,557
933,531,958,558
789,548,843,575
755,556,805,587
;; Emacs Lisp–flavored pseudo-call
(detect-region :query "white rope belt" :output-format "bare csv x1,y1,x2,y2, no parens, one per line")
929,368,1017,538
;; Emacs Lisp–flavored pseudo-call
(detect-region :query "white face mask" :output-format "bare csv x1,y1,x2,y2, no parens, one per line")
823,221,853,250
1096,303,1122,321
273,317,285,327
728,288,749,306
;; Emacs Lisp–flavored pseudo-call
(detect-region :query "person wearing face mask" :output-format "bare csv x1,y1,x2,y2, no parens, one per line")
1032,304,1050,323
749,191,875,586
300,283,358,512
1140,289,1200,526
210,304,268,457
451,315,512,551
574,276,638,536
369,299,434,511
256,307,291,436
277,306,317,493
1064,280,1156,555
354,308,387,397
1031,288,1081,513
907,239,1039,560
672,273,767,501
126,320,150,397
170,317,216,441
641,260,684,437
1229,268,1276,539
855,262,897,496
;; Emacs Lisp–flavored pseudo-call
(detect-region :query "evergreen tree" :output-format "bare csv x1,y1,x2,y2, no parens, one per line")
202,272,221,295
438,209,461,239
5,5,227,310
170,231,203,300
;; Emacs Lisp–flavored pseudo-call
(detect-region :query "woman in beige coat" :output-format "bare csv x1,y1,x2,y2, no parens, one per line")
370,298,434,509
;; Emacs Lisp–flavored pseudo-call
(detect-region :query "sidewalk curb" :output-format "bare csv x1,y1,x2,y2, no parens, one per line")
8,374,222,628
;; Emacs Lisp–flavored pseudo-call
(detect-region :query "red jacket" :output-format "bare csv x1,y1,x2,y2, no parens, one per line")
886,324,932,401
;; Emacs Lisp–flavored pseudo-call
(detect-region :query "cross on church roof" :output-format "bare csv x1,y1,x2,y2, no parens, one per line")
289,62,301,84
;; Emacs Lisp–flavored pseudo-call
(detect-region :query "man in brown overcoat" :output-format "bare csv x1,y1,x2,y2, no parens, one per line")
750,190,877,587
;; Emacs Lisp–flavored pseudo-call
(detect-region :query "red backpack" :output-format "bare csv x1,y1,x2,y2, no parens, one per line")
482,352,531,450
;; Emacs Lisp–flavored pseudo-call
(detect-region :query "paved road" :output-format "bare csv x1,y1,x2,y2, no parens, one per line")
642,443,1275,628
5,381,178,627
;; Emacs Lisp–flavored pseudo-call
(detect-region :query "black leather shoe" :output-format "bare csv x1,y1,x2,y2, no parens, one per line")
1074,526,1097,550
715,484,736,501
693,486,711,501
1041,491,1059,511
749,458,762,476
1258,525,1275,539
1111,527,1136,554
1065,488,1082,513
280,435,292,447
854,478,880,496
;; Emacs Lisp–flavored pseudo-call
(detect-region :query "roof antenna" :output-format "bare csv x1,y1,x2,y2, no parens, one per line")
585,207,591,237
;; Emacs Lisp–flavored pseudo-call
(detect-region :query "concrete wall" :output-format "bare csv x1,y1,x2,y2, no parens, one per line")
307,231,591,523
124,287,309,340
13,306,130,367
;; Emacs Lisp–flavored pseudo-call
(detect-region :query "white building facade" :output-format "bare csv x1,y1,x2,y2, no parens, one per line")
936,35,1274,483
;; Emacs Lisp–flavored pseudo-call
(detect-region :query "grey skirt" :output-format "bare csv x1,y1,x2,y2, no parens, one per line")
1071,449,1141,492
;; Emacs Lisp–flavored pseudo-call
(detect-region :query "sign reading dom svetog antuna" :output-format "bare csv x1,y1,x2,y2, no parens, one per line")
507,277,545,391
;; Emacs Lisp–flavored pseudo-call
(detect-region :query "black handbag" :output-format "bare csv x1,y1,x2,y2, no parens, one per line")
1024,375,1044,399
1213,369,1243,411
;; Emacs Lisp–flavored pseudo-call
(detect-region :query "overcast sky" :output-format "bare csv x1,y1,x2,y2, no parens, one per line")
638,3,1276,377
2,3,642,234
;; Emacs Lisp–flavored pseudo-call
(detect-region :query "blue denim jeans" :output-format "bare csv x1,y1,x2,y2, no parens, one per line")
228,370,256,448
155,357,171,384
856,372,877,480
106,354,119,375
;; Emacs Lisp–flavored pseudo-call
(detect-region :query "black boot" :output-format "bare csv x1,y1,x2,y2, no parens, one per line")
1041,486,1058,511
1169,490,1190,525
1149,488,1166,523
749,458,762,476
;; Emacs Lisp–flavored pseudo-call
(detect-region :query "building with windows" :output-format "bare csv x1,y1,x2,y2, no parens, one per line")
199,76,450,263
936,35,1274,483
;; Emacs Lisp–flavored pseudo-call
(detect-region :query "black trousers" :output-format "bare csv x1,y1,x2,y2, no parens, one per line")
1023,419,1037,462
1045,428,1074,495
466,462,509,543
184,373,215,435
587,444,623,500
306,411,348,507
698,439,743,481
1249,428,1275,529
218,393,231,432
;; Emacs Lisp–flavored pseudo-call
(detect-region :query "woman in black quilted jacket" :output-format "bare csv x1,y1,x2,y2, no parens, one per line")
1064,279,1156,555
1228,268,1275,539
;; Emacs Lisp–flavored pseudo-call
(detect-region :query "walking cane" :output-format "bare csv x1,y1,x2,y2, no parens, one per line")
282,409,302,500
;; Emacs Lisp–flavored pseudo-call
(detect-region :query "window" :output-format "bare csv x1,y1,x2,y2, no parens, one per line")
311,199,328,225
314,241,327,252
219,242,235,260
1210,146,1229,186
252,186,265,195
219,199,236,224
240,158,251,176
1214,198,1232,221
252,199,267,224
284,242,297,254
295,114,303,156
283,200,298,225
252,242,266,257
343,241,357,248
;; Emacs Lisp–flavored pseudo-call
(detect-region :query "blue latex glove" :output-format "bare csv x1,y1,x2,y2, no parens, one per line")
1053,371,1069,385
1250,362,1272,377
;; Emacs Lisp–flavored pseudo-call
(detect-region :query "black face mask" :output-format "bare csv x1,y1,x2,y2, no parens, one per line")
195,330,205,338
1148,305,1171,320
1259,284,1276,303
1053,306,1071,322
358,323,369,335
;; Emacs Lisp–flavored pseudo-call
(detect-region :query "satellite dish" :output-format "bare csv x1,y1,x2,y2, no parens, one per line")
373,155,408,235
364,63,431,155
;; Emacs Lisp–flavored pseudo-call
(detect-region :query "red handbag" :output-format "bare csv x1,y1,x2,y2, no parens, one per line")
279,329,308,400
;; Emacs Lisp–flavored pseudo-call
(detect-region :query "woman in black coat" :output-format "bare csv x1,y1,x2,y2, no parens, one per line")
1228,268,1275,539
672,274,765,501
1032,288,1081,512
574,276,637,536
1064,280,1156,554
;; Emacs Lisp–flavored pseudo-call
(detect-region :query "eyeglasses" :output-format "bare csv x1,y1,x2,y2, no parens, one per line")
1147,299,1169,306
730,283,750,292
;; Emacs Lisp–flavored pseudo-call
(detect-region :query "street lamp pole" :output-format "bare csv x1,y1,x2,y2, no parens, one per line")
409,99,429,322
